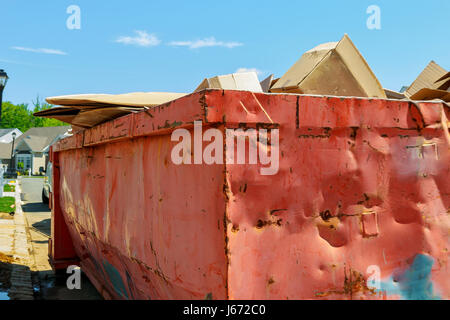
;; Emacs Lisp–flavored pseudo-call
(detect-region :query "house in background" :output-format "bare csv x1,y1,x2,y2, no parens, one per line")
0,128,20,171
0,128,22,143
13,126,71,174
0,142,12,171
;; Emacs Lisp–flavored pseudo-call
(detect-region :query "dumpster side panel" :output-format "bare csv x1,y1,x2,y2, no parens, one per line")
207,92,450,300
58,130,228,299
52,90,449,300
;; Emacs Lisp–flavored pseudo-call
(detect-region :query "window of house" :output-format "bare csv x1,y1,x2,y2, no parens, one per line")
16,154,31,170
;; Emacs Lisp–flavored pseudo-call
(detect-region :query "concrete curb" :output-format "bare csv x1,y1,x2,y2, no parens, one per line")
7,180,34,300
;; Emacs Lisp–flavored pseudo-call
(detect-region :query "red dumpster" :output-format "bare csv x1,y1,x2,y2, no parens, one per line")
50,90,450,300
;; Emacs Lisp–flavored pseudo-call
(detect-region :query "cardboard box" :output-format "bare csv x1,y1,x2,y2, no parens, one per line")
409,88,450,102
384,88,406,100
195,72,263,92
405,61,450,102
270,34,386,98
260,74,274,93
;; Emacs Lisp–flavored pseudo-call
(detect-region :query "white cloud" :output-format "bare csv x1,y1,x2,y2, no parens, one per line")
115,30,161,47
11,46,67,55
236,68,263,76
169,37,243,49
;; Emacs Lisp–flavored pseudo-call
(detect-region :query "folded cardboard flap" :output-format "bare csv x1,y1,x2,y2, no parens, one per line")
46,92,187,107
434,72,450,91
37,92,188,129
71,108,136,128
405,61,448,98
260,74,274,93
436,72,450,83
34,106,79,116
271,42,336,92
384,89,406,100
405,61,450,102
195,72,263,92
34,106,140,128
410,88,450,103
270,34,386,98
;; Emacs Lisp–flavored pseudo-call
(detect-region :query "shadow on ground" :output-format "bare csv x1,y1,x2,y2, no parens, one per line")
31,219,51,237
21,203,50,213
34,270,103,300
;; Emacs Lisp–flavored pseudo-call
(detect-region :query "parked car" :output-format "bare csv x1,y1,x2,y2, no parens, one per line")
42,161,52,205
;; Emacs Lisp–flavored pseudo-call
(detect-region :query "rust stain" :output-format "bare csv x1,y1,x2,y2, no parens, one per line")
315,267,376,299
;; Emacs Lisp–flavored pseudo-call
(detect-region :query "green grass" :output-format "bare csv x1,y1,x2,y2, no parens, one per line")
3,184,15,192
0,197,15,213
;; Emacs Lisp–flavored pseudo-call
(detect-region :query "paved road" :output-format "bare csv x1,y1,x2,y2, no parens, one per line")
20,177,102,300
21,178,51,239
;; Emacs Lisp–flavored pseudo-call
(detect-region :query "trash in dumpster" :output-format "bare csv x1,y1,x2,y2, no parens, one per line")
45,92,187,107
270,34,386,98
34,92,187,128
35,34,450,131
194,71,263,92
32,106,79,123
69,107,143,128
260,74,274,93
383,88,406,99
404,61,450,102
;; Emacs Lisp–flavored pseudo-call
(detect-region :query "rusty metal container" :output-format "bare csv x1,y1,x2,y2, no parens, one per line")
49,90,450,300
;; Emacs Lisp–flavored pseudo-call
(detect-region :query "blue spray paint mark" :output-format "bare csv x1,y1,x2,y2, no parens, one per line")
126,270,137,300
379,254,441,300
102,260,129,299
91,256,107,282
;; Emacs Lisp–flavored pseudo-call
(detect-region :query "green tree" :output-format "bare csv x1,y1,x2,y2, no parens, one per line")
31,96,67,128
0,102,33,132
0,96,67,131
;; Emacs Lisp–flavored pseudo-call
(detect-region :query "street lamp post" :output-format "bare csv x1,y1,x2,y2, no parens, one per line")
0,69,9,123
9,132,16,178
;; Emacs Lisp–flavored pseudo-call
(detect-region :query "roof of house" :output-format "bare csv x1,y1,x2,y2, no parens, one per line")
15,126,71,152
0,142,12,159
0,128,17,137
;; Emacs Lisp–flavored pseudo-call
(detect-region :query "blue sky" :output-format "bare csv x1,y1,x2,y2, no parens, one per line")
0,0,449,106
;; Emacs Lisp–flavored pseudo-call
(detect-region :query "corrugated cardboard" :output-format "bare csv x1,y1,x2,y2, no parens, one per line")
71,107,137,128
384,89,406,100
405,61,450,102
270,34,386,98
410,88,450,102
271,78,280,89
405,61,448,98
434,72,450,91
37,92,187,128
34,105,141,128
260,74,274,93
46,92,187,107
194,72,263,92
